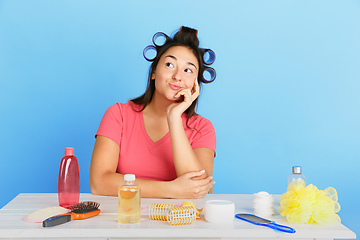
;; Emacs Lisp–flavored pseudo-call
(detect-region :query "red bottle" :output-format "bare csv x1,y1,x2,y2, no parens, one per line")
58,147,80,208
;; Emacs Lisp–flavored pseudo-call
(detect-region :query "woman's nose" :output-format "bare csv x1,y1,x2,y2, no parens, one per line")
173,69,181,81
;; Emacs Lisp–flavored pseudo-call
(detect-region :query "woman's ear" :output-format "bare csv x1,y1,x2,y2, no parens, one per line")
151,71,156,80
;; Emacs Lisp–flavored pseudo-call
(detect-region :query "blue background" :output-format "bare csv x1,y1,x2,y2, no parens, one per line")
0,0,359,238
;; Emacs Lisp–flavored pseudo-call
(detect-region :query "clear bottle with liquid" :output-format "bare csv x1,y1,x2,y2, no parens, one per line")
58,147,80,208
118,174,140,223
287,166,306,187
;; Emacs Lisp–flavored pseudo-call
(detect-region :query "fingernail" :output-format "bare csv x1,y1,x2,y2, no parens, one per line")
200,170,205,173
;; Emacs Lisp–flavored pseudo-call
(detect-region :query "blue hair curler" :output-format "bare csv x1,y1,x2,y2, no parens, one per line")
203,49,216,65
152,32,167,47
143,45,157,62
202,67,216,83
143,32,170,61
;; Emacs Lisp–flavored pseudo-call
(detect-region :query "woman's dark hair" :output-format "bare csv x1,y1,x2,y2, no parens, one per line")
131,26,211,128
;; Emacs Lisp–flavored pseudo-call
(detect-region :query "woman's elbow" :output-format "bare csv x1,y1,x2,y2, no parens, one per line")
90,179,101,195
90,173,107,195
90,173,118,196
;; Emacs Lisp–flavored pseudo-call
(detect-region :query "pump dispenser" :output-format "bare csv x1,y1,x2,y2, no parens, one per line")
58,147,80,208
287,166,306,187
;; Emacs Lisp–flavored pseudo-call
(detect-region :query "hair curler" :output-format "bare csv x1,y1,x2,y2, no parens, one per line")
152,32,168,47
202,67,217,83
143,45,157,62
203,49,216,65
149,203,196,225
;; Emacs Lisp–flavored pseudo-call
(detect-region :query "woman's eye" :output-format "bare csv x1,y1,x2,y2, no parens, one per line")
185,68,193,73
165,62,174,68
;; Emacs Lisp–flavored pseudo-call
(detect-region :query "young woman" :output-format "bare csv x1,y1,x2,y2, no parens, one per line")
90,26,217,199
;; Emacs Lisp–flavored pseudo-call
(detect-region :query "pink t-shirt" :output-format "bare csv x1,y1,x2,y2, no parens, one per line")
95,101,216,181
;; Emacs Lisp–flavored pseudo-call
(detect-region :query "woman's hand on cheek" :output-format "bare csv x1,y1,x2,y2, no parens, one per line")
191,78,200,97
170,170,215,199
167,79,199,118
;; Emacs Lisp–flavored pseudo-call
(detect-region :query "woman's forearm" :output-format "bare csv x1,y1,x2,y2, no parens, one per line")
166,80,213,178
91,171,173,198
168,115,208,177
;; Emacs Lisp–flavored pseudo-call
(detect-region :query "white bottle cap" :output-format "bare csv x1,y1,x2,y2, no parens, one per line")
204,200,235,224
292,166,302,174
124,174,135,181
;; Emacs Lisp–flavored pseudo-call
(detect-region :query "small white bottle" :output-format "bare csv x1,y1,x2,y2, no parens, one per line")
287,166,306,187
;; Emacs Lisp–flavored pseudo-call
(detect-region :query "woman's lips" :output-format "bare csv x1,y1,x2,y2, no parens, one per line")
169,83,182,90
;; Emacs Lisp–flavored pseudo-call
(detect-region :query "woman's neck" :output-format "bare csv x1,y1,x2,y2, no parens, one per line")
145,92,172,118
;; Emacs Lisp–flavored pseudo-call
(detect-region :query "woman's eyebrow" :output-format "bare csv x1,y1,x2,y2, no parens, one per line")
165,55,198,69
187,62,197,69
165,55,177,60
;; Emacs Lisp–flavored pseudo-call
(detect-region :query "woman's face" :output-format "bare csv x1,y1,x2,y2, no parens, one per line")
152,46,199,102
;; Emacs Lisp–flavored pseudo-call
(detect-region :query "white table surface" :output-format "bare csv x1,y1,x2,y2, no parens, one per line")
0,193,356,240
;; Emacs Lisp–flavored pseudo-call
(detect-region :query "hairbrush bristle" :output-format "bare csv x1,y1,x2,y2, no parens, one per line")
70,201,100,213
